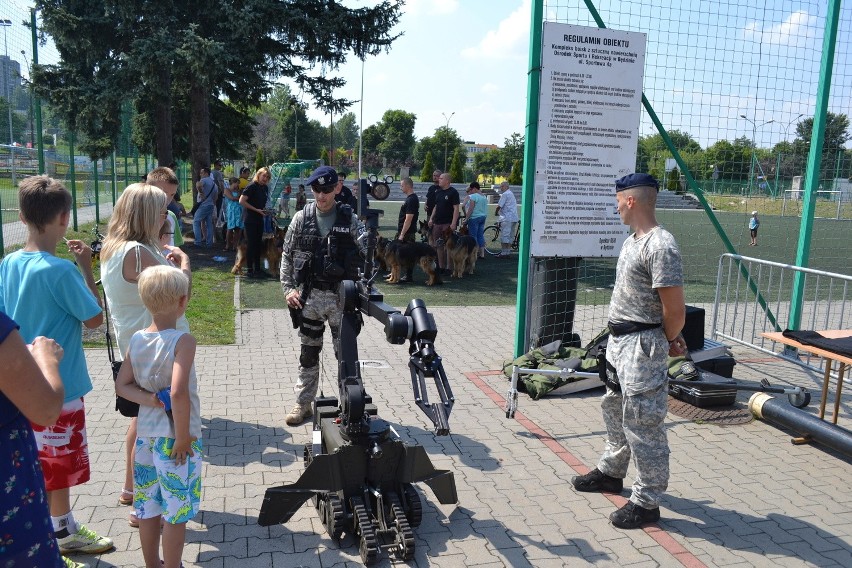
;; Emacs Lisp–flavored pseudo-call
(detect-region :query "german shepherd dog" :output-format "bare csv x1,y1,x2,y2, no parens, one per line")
376,236,442,286
417,220,431,243
231,222,287,276
442,226,479,278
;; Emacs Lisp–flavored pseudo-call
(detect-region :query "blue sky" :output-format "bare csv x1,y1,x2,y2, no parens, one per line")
289,0,534,146
294,0,851,151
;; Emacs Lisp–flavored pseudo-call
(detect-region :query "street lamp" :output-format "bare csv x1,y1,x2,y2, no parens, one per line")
1,19,15,184
20,50,33,148
740,114,774,193
775,113,803,196
781,113,803,143
290,98,300,159
441,111,455,171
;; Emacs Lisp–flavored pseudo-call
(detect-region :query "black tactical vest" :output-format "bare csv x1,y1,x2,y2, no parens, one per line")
294,202,360,283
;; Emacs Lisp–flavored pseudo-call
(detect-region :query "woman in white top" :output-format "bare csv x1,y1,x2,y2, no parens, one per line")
100,183,192,526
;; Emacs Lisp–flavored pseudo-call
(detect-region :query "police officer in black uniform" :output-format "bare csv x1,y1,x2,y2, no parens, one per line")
280,166,367,426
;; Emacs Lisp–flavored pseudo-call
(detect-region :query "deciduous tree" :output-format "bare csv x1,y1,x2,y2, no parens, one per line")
503,132,524,169
793,112,850,180
415,126,464,172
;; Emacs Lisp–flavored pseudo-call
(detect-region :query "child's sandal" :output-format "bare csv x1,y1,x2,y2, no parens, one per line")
119,488,133,506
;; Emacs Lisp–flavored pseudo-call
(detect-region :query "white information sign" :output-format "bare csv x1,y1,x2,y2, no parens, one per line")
532,23,646,257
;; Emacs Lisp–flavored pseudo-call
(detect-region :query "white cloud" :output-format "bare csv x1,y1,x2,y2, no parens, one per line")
481,82,500,94
461,0,530,60
743,10,815,46
404,0,459,16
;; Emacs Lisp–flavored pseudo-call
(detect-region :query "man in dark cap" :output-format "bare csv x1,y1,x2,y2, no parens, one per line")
571,172,686,529
279,165,367,426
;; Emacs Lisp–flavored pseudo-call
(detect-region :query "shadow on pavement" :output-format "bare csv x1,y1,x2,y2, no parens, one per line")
663,494,850,562
201,416,303,468
396,423,503,472
186,502,607,567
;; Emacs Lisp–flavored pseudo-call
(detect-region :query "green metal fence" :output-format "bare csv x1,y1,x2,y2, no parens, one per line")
518,0,852,355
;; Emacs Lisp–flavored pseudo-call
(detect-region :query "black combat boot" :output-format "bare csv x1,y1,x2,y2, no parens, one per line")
571,468,623,493
609,501,660,529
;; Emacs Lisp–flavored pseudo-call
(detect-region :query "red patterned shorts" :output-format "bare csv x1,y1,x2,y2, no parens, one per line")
30,397,91,491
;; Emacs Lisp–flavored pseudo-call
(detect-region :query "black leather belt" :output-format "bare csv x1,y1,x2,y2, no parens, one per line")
608,320,661,337
313,281,340,292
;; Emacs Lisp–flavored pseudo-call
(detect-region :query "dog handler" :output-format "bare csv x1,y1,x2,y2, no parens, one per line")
279,166,367,426
571,173,686,529
395,177,420,283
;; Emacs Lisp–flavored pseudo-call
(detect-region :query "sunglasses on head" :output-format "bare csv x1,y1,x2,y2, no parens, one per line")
312,185,335,194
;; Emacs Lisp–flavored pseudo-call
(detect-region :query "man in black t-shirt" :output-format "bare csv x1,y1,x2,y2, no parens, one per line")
395,177,420,282
424,169,441,244
427,172,460,273
397,177,419,243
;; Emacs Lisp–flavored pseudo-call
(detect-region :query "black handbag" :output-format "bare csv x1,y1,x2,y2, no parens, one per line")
104,288,139,417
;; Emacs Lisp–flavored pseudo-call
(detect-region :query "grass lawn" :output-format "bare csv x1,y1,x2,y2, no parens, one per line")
240,201,521,310
56,220,236,348
241,196,852,310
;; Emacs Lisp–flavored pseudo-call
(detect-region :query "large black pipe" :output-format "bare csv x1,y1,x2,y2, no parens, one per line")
749,393,852,457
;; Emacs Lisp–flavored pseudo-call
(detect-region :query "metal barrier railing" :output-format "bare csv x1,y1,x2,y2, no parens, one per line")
711,254,852,375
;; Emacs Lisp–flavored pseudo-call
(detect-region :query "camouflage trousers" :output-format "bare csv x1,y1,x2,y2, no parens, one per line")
597,330,670,509
295,288,342,406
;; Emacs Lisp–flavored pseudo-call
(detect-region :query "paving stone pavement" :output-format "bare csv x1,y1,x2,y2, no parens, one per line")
71,299,852,567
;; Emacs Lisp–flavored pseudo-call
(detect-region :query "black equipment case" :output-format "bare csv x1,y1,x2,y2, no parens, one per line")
669,370,737,408
695,355,736,378
682,306,706,351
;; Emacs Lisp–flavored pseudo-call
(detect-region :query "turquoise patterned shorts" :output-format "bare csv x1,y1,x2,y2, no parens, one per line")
134,437,202,524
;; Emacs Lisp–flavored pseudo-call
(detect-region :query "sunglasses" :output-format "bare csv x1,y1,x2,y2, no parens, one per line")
312,186,335,194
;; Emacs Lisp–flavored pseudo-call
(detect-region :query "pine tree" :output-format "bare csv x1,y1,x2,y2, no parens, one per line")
449,149,464,183
667,167,680,192
256,147,265,171
421,152,435,182
34,1,403,169
320,147,330,165
508,159,522,185
289,148,299,161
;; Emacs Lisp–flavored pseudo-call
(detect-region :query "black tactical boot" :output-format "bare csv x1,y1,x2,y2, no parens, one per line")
609,501,660,529
571,468,623,493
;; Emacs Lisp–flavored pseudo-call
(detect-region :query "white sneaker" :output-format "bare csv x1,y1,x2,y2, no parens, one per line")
63,557,89,568
58,524,114,555
285,404,312,426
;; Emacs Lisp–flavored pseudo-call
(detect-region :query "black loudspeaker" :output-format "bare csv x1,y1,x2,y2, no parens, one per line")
682,305,706,351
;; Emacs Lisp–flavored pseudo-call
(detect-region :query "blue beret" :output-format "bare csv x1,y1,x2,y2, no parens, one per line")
615,173,659,192
306,165,338,187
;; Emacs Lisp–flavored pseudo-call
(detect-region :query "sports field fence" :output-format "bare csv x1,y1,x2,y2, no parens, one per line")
518,0,852,356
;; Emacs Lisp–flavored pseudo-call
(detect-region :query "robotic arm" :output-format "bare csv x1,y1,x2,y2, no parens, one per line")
335,228,454,437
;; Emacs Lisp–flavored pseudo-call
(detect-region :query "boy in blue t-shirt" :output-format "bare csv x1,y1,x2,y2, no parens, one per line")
749,210,760,246
0,176,113,557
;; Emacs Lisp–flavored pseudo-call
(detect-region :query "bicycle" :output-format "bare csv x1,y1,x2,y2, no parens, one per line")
89,225,106,272
483,220,520,256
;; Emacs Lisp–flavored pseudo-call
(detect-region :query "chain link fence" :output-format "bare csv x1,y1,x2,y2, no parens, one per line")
521,0,852,351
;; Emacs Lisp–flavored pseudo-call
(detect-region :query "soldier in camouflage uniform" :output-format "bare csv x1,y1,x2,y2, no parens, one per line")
280,166,366,426
572,173,687,529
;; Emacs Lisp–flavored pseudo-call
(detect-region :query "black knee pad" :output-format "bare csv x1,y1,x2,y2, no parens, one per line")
300,344,321,368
